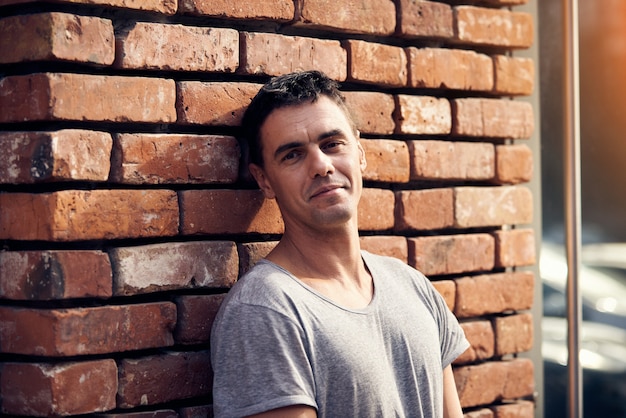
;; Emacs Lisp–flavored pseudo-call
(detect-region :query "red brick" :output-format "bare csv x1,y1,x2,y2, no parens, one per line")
174,294,226,344
492,400,535,418
0,73,176,123
0,12,114,65
493,55,535,96
395,189,454,231
452,98,534,139
454,359,534,408
295,0,395,35
345,40,407,87
0,250,112,300
0,303,176,356
454,186,533,228
111,134,239,184
454,6,534,48
431,279,456,311
495,144,533,184
455,320,495,364
180,189,284,235
465,410,494,418
342,91,396,135
1,360,117,416
407,48,493,91
180,0,294,20
397,0,454,39
0,130,112,183
0,190,178,241
494,228,536,268
361,139,410,183
110,241,238,296
177,81,260,126
409,140,494,181
0,0,177,13
408,234,494,276
238,241,278,274
116,23,238,72
117,351,211,408
359,236,408,264
494,313,533,355
357,188,395,231
455,272,534,318
240,32,347,80
395,95,452,135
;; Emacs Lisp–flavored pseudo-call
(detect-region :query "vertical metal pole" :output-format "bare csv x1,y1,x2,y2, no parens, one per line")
563,0,583,417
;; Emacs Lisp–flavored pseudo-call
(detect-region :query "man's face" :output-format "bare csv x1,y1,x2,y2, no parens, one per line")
249,96,367,232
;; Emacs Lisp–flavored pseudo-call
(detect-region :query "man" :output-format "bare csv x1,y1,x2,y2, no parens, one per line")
211,70,469,418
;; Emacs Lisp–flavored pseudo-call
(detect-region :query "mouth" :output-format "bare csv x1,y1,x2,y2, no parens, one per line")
308,183,345,200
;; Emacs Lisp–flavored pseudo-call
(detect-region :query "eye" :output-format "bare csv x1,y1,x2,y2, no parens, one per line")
322,140,344,152
281,149,302,162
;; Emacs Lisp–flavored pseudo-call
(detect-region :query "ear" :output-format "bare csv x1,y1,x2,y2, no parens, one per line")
249,163,276,199
357,138,367,172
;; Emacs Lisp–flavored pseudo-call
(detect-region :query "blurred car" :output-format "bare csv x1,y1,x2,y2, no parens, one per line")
541,243,626,330
543,317,626,418
541,243,626,417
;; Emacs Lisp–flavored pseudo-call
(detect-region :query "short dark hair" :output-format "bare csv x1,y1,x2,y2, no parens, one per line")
241,70,354,167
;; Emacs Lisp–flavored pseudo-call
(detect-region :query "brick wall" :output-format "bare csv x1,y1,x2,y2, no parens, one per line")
0,0,537,417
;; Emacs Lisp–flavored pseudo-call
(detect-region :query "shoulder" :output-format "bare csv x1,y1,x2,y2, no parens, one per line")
362,250,428,284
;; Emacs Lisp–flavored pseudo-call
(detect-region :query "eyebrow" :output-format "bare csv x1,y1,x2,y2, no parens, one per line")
272,129,346,161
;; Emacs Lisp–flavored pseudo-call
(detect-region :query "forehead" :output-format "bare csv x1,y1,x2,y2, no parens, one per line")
259,96,354,146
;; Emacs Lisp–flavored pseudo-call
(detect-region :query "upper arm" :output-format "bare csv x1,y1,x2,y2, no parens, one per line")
442,365,464,418
247,404,317,418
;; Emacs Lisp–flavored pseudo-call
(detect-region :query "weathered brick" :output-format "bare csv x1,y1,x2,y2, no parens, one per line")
295,0,396,35
177,81,260,126
179,406,213,418
492,400,535,418
95,411,178,418
395,95,452,135
455,320,495,364
395,189,455,231
111,134,239,184
0,0,177,13
240,32,347,80
454,6,534,48
0,12,114,65
116,23,238,72
431,279,455,311
0,190,179,241
180,0,294,20
494,229,536,268
174,294,226,344
180,189,284,235
465,410,494,418
396,0,454,39
342,91,396,135
117,351,211,408
0,130,112,183
494,313,533,356
0,250,112,300
454,186,533,228
454,359,534,408
455,272,534,318
493,55,535,96
361,139,410,183
359,236,408,264
0,303,176,356
452,98,534,139
358,188,395,231
1,360,117,416
409,140,494,181
238,241,278,275
0,73,176,123
495,144,533,184
110,241,238,296
345,40,407,87
408,234,494,276
407,48,493,91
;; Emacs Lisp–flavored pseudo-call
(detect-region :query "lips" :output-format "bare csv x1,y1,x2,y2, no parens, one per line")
308,182,346,200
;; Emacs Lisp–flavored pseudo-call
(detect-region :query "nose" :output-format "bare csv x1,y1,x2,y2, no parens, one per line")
308,147,334,178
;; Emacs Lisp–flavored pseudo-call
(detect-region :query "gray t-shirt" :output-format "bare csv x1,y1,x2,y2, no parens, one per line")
211,251,469,418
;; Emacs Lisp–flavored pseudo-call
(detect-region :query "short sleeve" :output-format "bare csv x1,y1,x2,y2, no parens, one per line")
211,299,317,418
